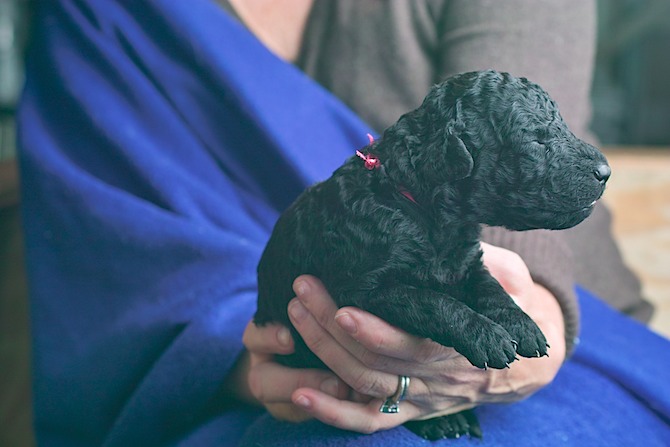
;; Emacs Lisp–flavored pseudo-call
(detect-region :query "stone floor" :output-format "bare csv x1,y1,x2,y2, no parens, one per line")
602,148,670,339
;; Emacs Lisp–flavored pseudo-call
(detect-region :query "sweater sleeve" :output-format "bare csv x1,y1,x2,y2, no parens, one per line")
437,0,597,141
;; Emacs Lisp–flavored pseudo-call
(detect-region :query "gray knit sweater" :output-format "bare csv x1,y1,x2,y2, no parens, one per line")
220,0,650,354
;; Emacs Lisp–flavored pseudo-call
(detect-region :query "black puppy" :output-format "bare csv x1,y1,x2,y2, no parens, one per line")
255,70,610,440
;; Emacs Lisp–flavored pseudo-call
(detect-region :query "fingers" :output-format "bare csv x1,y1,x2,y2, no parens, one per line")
291,276,358,351
334,308,418,354
291,386,478,435
248,359,347,404
242,320,294,355
242,314,351,423
291,274,542,425
294,276,459,370
293,277,411,371
290,275,459,389
288,292,401,400
283,257,564,436
291,388,422,434
334,306,459,366
265,402,310,423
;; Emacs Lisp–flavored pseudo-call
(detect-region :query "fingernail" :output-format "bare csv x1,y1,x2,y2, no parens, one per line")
335,312,357,335
277,327,291,347
288,299,308,322
294,279,309,296
320,377,339,396
294,394,312,409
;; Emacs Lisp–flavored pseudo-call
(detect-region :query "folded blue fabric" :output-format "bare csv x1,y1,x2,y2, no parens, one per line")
20,1,367,445
19,1,669,446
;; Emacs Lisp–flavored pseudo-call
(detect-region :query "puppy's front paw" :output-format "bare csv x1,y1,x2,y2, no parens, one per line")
452,316,517,369
495,308,549,358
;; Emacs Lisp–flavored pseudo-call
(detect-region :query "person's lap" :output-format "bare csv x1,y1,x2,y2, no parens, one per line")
177,288,670,446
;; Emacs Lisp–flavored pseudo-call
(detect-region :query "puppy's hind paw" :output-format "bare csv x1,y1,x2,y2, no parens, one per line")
404,410,482,440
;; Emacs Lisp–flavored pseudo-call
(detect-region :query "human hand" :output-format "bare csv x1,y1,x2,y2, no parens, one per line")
224,320,349,422
285,243,565,433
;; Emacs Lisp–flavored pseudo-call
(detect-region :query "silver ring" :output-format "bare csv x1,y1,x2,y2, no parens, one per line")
379,375,410,414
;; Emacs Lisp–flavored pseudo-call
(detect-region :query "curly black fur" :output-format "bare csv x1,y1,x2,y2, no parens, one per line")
255,70,610,440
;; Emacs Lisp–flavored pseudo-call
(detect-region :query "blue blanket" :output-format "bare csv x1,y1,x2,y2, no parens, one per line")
18,1,670,446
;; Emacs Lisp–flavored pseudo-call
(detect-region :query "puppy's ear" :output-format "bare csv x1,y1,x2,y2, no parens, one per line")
416,131,473,184
445,134,473,180
424,93,473,182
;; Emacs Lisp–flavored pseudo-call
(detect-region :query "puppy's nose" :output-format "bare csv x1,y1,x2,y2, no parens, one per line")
594,164,611,184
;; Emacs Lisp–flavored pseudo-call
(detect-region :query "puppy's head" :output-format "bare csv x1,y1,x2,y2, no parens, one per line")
380,70,609,231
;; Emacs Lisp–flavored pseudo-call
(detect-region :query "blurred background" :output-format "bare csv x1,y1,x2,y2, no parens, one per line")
592,0,670,145
0,0,669,446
